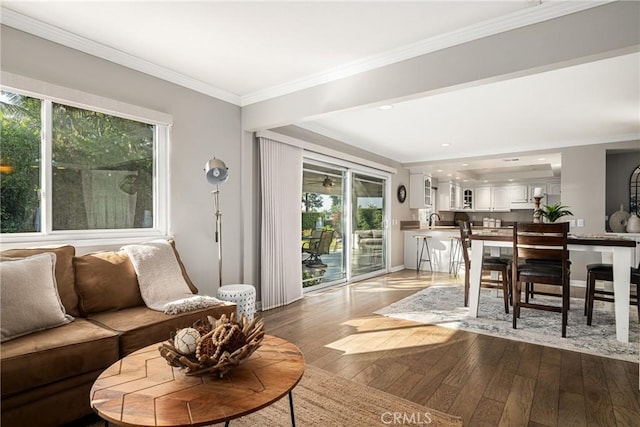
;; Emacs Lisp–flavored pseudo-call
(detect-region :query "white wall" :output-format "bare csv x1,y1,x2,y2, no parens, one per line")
560,140,640,280
0,25,242,297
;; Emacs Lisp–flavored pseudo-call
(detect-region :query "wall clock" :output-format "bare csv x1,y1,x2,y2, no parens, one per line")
397,185,407,203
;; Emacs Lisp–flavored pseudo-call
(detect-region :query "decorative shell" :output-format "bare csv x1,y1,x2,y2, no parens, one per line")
159,312,265,378
173,327,200,355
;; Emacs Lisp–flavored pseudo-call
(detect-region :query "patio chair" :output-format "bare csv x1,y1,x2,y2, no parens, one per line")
303,230,334,268
302,229,322,251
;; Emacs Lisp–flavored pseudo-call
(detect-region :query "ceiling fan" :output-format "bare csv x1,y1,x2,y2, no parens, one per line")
305,174,335,187
321,176,334,188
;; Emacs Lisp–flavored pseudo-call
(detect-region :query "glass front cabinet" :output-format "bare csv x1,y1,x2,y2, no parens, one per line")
409,174,432,209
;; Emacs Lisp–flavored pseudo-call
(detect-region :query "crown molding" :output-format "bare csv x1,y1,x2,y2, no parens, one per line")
240,0,612,106
0,7,241,106
1,2,612,107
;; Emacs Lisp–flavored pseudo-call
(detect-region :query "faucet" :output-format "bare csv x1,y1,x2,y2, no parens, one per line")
428,213,441,227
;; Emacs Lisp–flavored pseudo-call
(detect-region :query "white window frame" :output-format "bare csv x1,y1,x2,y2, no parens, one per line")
0,72,172,248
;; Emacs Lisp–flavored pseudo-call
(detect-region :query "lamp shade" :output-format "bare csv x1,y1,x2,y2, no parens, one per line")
204,158,229,185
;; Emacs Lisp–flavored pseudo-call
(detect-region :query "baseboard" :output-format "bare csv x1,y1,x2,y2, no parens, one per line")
390,264,405,272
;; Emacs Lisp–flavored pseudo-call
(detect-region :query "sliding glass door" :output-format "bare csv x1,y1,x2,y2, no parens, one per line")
301,162,346,288
300,156,389,290
351,172,387,278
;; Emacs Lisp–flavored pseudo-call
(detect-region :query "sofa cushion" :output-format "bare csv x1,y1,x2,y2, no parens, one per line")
1,370,102,427
0,245,79,316
1,253,73,342
88,303,235,356
74,250,144,315
0,318,119,397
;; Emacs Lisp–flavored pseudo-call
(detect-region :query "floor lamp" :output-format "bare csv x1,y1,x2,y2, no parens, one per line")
204,158,229,288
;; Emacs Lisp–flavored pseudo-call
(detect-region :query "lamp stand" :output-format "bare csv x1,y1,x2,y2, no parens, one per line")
212,187,223,288
533,196,543,223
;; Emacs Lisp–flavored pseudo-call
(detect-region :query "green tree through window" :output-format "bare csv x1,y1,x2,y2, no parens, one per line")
0,92,41,233
1,91,156,233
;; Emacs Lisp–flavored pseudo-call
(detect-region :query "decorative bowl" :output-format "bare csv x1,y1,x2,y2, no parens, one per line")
158,312,265,378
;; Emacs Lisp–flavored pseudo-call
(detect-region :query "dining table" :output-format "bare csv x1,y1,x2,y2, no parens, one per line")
469,229,637,343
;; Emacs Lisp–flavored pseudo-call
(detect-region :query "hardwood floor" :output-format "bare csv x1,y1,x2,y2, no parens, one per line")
260,270,640,427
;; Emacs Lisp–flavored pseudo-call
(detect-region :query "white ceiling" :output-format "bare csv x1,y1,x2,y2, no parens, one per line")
2,1,638,179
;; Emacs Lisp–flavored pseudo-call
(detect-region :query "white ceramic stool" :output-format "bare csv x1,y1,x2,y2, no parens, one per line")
216,284,256,321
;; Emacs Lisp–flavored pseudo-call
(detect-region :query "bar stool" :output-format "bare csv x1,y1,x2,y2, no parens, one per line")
448,236,463,278
413,235,432,272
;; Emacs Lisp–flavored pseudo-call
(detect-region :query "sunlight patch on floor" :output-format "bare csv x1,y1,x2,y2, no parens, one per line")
325,323,459,354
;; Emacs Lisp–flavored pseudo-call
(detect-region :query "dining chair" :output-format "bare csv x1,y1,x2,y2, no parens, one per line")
459,221,511,313
303,230,335,267
584,262,640,325
512,221,570,337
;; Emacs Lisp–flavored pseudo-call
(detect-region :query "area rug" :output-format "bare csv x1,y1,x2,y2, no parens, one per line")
375,284,639,363
79,365,462,427
211,365,462,427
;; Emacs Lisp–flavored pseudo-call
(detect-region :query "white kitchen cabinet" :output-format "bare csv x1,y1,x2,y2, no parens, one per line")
455,184,462,210
438,182,462,211
438,184,450,211
510,185,529,203
475,186,491,211
409,174,432,209
547,182,561,195
475,185,510,211
492,186,511,211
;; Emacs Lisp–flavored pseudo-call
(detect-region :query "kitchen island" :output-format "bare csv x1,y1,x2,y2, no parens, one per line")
403,226,513,273
403,227,461,272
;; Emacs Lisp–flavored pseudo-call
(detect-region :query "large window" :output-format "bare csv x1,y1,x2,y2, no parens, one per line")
1,90,167,240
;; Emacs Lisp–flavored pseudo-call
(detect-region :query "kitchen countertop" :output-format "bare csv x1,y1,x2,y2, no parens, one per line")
401,225,514,231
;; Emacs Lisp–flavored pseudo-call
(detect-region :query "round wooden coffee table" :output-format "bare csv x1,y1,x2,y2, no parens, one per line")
90,335,304,426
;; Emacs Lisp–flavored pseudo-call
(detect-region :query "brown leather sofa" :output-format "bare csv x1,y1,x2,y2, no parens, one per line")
0,244,236,427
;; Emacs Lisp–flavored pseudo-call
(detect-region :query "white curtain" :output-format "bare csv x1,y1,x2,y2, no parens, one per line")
82,170,137,229
259,137,303,310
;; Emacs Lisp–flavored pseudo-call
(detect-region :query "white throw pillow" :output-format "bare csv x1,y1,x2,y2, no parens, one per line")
122,239,194,311
1,253,73,342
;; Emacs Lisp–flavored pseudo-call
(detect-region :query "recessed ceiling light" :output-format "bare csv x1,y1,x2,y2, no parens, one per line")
441,143,450,147
455,176,460,180
461,163,468,166
447,174,452,177
483,180,489,183
379,104,393,110
463,180,468,182
508,178,514,182
538,158,545,161
436,169,443,173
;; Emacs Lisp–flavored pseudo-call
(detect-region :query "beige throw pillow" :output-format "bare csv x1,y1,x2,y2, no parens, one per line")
0,245,78,316
1,253,73,342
